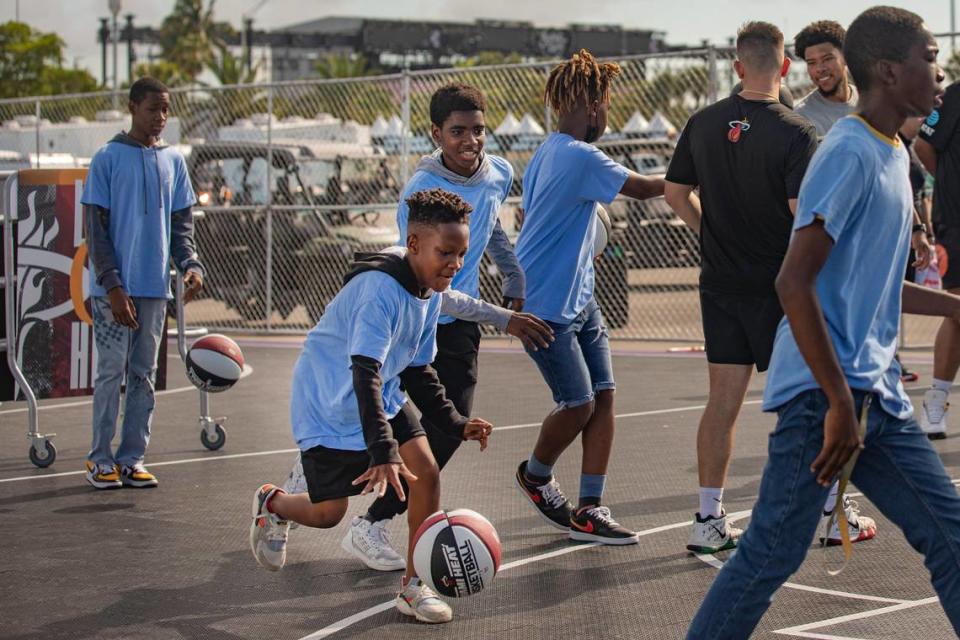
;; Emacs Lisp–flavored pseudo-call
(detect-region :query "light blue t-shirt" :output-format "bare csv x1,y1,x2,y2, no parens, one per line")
515,133,628,323
291,270,441,452
396,155,513,324
763,116,913,419
81,140,195,298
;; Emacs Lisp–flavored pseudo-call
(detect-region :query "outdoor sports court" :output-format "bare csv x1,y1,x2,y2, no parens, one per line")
1,338,957,639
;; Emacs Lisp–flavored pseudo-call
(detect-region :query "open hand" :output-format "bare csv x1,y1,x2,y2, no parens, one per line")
183,270,204,304
352,462,418,501
463,418,493,451
811,399,863,487
506,312,554,351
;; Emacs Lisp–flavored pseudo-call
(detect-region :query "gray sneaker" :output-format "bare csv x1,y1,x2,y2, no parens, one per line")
341,516,406,571
250,484,290,571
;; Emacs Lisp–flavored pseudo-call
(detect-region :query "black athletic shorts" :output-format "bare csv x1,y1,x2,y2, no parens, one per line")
300,403,426,503
699,288,784,372
935,223,960,290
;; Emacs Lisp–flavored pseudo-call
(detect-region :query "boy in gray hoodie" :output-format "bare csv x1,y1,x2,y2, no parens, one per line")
81,77,205,490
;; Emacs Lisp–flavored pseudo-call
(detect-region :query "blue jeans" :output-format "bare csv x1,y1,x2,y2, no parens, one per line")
687,389,960,639
524,298,615,409
88,296,167,467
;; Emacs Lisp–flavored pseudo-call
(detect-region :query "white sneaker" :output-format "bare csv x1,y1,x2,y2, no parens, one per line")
820,496,878,546
919,389,949,440
250,484,290,571
395,577,452,623
341,516,406,571
687,512,742,554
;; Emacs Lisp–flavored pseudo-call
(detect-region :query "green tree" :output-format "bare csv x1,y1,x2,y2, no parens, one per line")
209,46,261,86
133,60,189,87
454,51,523,68
314,53,375,79
157,0,234,84
0,21,97,98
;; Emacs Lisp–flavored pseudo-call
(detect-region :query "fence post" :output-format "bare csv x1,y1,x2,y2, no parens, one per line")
34,99,41,168
265,86,274,332
707,45,718,104
400,68,411,188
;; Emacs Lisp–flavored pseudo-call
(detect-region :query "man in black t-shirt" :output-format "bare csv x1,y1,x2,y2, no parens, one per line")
664,21,818,555
916,82,960,439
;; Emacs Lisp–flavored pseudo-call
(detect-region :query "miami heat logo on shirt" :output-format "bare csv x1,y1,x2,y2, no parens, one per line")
728,119,751,143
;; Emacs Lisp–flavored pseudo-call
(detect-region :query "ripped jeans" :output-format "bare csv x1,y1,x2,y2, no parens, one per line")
88,296,166,467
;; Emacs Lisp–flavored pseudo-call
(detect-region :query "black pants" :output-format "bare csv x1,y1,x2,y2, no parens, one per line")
366,320,481,521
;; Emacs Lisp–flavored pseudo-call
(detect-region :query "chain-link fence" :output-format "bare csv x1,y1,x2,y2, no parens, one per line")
0,41,956,343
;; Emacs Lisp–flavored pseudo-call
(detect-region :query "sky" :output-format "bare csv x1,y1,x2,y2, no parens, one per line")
6,0,958,82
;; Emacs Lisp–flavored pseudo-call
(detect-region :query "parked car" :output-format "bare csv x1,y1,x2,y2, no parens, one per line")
185,140,398,322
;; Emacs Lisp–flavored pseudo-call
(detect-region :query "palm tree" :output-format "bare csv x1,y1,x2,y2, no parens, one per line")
314,53,372,79
209,46,261,86
158,0,235,84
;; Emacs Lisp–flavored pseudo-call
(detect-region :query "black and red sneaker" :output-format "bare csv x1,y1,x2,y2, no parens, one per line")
515,460,574,531
569,505,639,545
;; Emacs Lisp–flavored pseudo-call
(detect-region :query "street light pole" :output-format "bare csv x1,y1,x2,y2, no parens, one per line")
952,0,956,56
109,0,121,108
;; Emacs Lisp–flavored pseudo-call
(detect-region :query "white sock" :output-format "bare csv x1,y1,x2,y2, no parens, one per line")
699,487,724,519
823,481,840,513
932,378,952,394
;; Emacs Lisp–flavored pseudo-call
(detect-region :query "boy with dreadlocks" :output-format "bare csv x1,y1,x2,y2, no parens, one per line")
514,49,665,544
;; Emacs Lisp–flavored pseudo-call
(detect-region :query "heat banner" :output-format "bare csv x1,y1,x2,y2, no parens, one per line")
0,169,167,400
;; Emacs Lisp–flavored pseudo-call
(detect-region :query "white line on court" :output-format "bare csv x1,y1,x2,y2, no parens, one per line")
773,597,940,638
298,511,753,640
0,364,254,416
0,399,734,484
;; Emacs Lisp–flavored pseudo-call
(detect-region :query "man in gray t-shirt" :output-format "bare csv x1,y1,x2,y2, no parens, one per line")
793,20,858,137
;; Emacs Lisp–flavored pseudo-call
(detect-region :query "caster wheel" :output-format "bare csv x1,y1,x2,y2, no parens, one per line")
29,440,56,468
201,423,226,450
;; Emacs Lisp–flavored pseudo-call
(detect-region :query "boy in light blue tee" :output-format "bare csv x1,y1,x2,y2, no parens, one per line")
512,50,664,545
250,188,494,624
688,10,960,636
763,115,914,417
80,78,204,491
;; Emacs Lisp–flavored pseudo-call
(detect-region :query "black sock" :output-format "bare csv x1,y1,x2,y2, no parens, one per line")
578,497,601,510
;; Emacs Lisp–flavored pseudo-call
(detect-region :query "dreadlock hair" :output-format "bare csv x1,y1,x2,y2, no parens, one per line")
845,6,927,92
794,20,846,61
406,188,472,227
129,77,169,103
543,49,621,117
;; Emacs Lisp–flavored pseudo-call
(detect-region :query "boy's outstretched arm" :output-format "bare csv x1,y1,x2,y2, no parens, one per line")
399,364,493,450
620,171,666,201
775,220,861,486
351,355,417,500
439,289,553,351
485,218,525,310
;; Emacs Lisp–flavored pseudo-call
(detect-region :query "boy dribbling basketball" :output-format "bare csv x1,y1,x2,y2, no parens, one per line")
249,188,493,624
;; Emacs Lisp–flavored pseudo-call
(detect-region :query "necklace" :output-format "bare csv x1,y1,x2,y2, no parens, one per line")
738,89,779,101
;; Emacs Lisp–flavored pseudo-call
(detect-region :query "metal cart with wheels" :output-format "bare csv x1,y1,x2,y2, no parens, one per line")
172,269,227,451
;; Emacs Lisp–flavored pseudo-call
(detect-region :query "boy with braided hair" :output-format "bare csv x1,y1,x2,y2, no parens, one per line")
514,49,665,544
